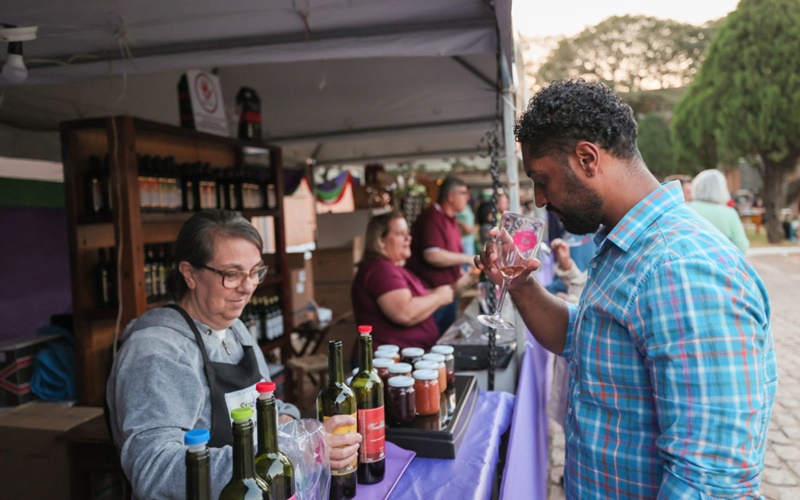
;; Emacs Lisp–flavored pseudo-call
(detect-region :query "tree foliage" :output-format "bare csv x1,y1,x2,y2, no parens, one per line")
535,15,720,92
671,0,800,242
637,113,678,179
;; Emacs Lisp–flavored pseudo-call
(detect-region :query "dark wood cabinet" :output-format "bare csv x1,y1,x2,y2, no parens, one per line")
60,116,293,406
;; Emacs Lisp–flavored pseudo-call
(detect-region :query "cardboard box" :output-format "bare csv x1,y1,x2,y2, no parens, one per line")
0,402,103,499
288,252,315,327
0,334,60,407
314,283,353,318
312,242,362,284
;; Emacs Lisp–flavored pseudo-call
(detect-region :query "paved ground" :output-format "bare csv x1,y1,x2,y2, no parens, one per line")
547,246,800,500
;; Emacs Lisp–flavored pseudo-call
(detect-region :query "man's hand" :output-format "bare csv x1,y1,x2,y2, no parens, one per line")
322,414,362,470
474,227,540,289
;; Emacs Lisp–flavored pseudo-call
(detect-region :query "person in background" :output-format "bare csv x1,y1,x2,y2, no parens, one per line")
688,168,750,253
476,79,775,498
455,189,478,257
406,176,476,334
107,209,360,499
351,211,474,355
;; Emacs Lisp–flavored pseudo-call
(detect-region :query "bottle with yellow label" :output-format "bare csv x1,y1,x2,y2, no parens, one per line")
316,340,357,499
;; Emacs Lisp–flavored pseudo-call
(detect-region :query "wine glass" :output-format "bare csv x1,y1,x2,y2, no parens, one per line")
477,211,545,330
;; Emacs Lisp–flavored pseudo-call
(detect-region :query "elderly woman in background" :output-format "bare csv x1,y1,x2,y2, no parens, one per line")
688,169,750,252
351,211,474,354
107,209,360,499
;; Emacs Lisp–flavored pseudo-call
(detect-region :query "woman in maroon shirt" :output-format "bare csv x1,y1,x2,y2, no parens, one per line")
351,211,473,357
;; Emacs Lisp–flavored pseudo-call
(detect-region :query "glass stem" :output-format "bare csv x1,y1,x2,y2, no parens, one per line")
494,279,511,318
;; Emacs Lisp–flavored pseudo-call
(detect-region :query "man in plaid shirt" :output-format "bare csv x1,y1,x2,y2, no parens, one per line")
477,79,777,498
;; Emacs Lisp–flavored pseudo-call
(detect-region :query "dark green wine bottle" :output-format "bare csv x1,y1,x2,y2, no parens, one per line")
316,340,357,499
185,428,211,500
351,326,386,485
255,382,296,500
219,407,271,499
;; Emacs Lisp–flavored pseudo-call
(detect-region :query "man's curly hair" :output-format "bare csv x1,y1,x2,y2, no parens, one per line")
514,79,640,161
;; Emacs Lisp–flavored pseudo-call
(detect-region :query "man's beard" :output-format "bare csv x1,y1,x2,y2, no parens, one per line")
548,163,604,235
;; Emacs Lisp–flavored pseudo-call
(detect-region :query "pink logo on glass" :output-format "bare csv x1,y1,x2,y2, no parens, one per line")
513,230,538,253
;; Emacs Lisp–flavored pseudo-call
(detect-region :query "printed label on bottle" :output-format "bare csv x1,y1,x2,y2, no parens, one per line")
323,413,357,475
357,406,385,463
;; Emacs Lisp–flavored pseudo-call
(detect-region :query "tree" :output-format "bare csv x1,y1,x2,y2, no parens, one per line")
535,15,720,93
637,112,678,179
671,0,800,242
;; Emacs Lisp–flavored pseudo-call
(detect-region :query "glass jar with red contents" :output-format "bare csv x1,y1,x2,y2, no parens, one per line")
401,347,424,366
386,376,416,425
431,345,455,385
372,358,393,384
412,369,440,416
422,353,447,393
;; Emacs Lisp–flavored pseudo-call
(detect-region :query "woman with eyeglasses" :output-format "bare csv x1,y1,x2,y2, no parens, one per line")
107,209,360,499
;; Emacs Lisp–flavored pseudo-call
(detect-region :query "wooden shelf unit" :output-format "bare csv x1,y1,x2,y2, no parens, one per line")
61,116,294,406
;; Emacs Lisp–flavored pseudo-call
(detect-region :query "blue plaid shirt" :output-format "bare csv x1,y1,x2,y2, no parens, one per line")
561,182,777,499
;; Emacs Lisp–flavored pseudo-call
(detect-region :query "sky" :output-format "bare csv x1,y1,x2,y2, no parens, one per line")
512,0,741,38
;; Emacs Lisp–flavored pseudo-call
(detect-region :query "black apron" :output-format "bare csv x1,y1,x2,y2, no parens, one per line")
166,304,262,448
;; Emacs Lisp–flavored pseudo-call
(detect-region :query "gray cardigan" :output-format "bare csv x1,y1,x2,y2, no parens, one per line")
107,307,300,499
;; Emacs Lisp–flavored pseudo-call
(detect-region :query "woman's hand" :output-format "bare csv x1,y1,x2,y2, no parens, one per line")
453,269,478,296
550,238,573,271
433,284,455,305
322,414,362,470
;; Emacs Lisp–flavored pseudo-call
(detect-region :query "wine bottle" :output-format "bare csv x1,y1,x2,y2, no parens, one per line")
185,428,211,500
255,382,296,500
351,326,386,485
219,407,271,499
316,340,357,499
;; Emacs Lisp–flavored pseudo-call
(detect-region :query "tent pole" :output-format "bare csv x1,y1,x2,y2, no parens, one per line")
501,62,519,212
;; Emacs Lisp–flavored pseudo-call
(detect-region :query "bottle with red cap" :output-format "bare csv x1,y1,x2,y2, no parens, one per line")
255,381,296,500
351,325,385,484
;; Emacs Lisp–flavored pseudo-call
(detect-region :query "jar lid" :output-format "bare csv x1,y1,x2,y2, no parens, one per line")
401,347,425,357
413,369,439,381
374,351,395,359
376,344,400,353
388,362,413,374
373,358,394,369
184,428,210,446
414,360,438,371
422,353,445,363
388,375,415,388
431,345,454,355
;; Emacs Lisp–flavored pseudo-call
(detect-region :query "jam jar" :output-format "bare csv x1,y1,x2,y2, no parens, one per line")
401,347,425,366
374,350,396,362
431,345,455,385
372,357,393,384
387,362,412,379
387,376,416,424
413,369,440,416
413,360,438,372
422,353,447,393
376,344,401,363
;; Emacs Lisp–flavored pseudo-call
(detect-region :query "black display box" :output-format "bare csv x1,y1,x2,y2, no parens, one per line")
385,374,479,459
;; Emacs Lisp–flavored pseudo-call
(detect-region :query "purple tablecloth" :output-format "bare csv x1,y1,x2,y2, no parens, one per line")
387,391,515,500
499,332,551,500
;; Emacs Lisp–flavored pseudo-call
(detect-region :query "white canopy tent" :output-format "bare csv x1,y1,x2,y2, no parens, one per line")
0,0,522,204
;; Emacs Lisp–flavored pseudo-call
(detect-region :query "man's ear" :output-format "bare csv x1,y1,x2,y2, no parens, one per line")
178,261,197,290
574,141,601,178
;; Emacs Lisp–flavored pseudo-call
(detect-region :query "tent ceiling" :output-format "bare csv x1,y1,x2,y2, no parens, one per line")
0,0,515,166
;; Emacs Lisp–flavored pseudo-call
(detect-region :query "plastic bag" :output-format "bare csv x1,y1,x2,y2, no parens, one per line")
278,418,330,500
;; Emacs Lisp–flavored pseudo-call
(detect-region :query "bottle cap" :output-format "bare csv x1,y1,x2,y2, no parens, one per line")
256,381,276,393
401,347,425,357
376,344,399,353
373,358,394,369
422,353,445,363
374,351,396,360
412,369,439,381
231,407,253,421
388,376,415,388
388,362,413,374
414,360,438,371
358,325,373,335
430,345,455,355
184,428,210,446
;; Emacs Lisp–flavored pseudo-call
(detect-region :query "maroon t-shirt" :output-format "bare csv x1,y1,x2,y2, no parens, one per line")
406,203,464,288
351,257,439,351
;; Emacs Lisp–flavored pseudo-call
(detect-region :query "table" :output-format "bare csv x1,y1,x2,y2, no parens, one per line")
388,391,515,500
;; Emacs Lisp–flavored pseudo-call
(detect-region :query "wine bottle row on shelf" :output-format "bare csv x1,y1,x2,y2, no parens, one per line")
85,154,277,216
144,243,174,302
242,295,285,343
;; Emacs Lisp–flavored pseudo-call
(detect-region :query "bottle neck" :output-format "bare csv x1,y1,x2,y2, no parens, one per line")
256,395,279,454
231,420,257,480
329,343,345,384
358,335,373,372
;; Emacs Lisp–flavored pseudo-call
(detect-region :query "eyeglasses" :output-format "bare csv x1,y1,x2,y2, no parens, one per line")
201,264,269,289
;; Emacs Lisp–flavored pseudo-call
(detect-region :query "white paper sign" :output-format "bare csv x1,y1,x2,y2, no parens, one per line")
186,70,229,137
